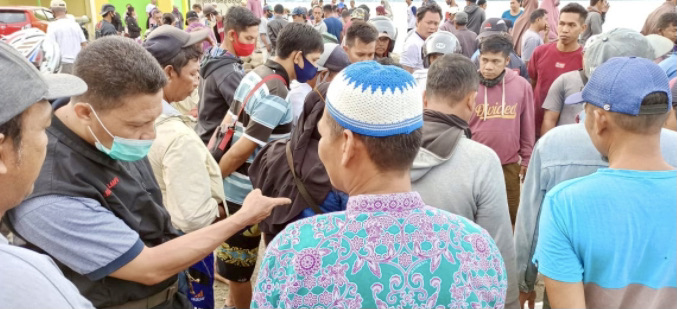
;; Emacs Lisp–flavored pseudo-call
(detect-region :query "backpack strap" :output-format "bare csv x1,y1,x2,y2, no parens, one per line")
286,142,323,214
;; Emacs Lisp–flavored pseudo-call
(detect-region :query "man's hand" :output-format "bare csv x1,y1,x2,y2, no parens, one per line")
233,189,291,226
519,166,527,183
520,290,536,309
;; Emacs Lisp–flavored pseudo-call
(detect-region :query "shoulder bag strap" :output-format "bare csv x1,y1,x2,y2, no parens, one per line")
285,142,323,214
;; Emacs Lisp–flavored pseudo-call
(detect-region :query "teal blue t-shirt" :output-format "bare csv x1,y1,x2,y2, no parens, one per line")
533,168,677,307
501,10,523,25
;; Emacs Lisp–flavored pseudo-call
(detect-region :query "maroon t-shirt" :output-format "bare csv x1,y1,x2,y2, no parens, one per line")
528,42,583,137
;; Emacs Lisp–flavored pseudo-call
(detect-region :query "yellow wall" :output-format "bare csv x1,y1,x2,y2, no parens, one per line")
2,0,88,17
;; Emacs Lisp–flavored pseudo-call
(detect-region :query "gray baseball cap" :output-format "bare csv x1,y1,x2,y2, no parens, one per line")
454,11,468,24
143,25,210,65
582,28,655,78
0,42,87,125
317,43,350,72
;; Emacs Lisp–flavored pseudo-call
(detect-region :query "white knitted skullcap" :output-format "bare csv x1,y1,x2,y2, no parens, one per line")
326,61,423,137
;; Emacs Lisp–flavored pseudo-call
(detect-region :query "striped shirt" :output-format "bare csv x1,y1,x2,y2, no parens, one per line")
224,60,292,205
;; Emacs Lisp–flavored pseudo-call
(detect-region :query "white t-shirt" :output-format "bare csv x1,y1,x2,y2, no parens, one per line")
285,81,312,125
407,4,416,29
400,32,425,71
46,18,86,64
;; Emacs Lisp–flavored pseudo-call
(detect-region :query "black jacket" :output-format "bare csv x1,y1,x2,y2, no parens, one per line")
125,15,141,39
196,49,244,144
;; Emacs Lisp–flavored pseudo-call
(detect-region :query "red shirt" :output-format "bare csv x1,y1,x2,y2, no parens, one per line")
528,42,583,137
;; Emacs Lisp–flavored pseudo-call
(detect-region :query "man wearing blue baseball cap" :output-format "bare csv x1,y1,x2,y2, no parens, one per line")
251,61,508,308
532,57,676,308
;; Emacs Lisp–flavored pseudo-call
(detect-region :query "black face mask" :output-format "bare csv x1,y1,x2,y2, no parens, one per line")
479,70,506,88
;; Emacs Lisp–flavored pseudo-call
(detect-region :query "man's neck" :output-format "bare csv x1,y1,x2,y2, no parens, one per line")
557,40,580,52
345,169,412,196
510,8,520,14
529,24,541,32
54,105,96,146
455,24,466,30
219,39,237,56
55,13,66,19
271,56,295,81
607,132,674,171
104,16,112,22
426,102,467,121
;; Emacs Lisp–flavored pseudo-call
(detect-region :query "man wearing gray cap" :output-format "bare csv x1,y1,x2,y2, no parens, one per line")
0,42,93,308
449,11,478,59
515,29,677,309
6,36,288,309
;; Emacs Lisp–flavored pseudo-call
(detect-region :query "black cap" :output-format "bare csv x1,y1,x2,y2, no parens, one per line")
100,3,115,16
143,25,209,65
186,10,199,20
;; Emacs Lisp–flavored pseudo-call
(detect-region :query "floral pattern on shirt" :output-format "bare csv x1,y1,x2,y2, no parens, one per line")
252,192,507,309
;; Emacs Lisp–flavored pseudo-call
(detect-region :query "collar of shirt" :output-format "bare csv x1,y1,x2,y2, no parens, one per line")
264,59,291,88
210,46,236,58
161,100,181,116
346,191,425,213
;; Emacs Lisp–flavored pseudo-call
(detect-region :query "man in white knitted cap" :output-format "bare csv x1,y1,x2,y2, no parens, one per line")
251,61,508,308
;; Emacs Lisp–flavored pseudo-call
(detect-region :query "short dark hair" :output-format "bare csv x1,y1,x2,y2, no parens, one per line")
477,0,487,5
416,4,442,22
162,13,175,25
466,0,477,3
73,36,167,111
606,92,671,134
276,22,324,58
376,57,403,68
156,43,202,75
560,3,588,24
225,6,261,33
326,114,422,172
530,8,547,23
426,54,479,104
274,4,284,14
323,4,333,13
657,12,677,31
0,112,23,150
345,21,378,46
480,35,513,58
192,3,202,10
341,9,350,18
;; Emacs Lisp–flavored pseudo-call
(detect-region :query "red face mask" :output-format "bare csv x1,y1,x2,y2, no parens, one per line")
233,31,256,57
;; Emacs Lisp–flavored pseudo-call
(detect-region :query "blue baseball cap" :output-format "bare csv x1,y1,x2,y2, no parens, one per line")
564,57,672,116
292,6,307,16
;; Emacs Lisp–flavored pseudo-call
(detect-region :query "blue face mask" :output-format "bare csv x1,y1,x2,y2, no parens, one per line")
88,106,154,162
294,54,318,83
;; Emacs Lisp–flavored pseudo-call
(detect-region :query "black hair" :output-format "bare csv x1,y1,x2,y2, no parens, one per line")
477,0,487,5
192,3,202,10
274,4,284,14
341,9,350,18
157,44,202,75
530,8,547,23
323,4,333,13
376,57,403,68
0,113,23,150
480,34,513,58
126,5,134,17
416,4,442,22
426,54,479,104
657,12,677,30
345,21,378,46
276,22,324,58
225,6,261,33
73,36,167,111
326,114,422,172
560,3,588,24
162,13,175,25
608,92,671,133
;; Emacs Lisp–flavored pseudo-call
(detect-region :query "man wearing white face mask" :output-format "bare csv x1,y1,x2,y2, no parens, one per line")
6,36,290,309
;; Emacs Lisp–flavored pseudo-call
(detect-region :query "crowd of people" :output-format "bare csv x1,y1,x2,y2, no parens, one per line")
0,0,676,308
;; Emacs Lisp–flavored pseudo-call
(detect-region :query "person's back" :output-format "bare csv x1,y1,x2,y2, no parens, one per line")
252,60,507,309
533,57,676,308
463,1,485,34
324,16,343,43
452,27,477,58
580,3,605,45
46,9,86,72
267,10,289,56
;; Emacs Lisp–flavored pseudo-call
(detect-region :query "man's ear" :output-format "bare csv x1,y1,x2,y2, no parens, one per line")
293,50,304,68
341,129,356,168
593,108,608,136
163,65,176,80
0,134,8,175
466,91,477,111
72,102,95,126
422,90,429,108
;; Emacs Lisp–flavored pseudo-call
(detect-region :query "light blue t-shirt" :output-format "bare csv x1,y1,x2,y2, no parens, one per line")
533,168,677,307
659,53,677,79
